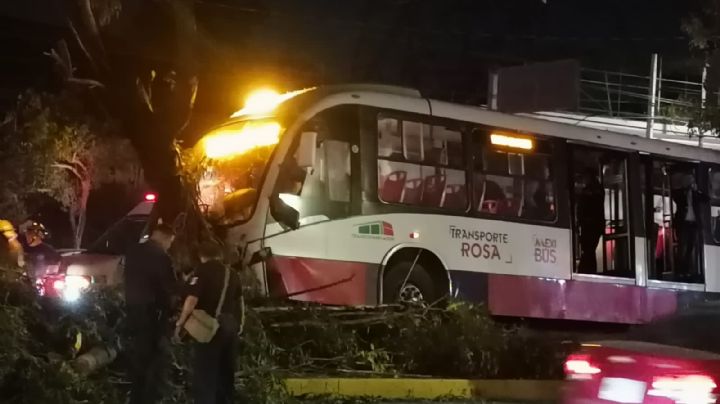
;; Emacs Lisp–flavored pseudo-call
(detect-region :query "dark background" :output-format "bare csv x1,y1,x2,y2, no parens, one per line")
0,0,704,246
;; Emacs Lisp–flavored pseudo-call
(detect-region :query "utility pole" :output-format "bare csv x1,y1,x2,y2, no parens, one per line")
646,53,659,139
700,62,708,148
489,71,499,110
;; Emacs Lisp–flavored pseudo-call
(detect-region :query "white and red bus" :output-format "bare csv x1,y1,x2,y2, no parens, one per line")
59,84,720,323
194,84,720,325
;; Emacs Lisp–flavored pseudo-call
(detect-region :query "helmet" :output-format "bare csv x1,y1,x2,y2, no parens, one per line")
0,220,14,233
25,222,48,239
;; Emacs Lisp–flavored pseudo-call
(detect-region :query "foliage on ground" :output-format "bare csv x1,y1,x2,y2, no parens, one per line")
0,266,571,404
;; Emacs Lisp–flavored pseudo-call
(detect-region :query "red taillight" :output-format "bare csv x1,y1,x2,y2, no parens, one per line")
649,374,717,403
144,193,157,201
564,355,601,380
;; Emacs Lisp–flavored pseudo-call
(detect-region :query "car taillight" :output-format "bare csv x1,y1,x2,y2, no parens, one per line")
564,354,601,380
648,374,717,404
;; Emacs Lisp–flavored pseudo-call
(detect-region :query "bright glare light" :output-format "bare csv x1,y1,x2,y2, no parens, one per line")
144,193,157,201
649,374,717,403
203,121,282,159
231,87,315,117
63,276,91,303
490,133,534,150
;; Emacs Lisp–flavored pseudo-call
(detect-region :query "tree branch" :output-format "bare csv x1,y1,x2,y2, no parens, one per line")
44,49,72,80
68,78,105,89
52,162,83,180
67,18,102,76
77,0,107,59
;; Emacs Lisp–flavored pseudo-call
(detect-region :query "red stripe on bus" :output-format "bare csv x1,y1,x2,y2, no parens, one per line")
267,256,369,305
487,274,678,324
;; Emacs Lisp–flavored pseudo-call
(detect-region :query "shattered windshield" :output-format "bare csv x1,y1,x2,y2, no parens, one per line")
198,119,283,225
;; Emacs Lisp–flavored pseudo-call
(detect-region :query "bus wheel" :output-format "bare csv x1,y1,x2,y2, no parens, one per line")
383,261,437,304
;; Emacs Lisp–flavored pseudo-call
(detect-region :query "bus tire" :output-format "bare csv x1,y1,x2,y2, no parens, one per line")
383,261,437,304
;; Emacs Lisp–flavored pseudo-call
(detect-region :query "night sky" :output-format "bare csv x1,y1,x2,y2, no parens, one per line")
0,0,704,246
0,0,702,125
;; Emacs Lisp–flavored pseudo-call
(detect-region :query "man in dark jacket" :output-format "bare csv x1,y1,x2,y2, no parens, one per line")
672,173,708,278
124,224,176,404
175,241,242,404
577,168,605,274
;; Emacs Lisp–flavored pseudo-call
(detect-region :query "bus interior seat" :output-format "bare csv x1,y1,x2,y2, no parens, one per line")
443,184,467,210
421,174,447,207
499,198,521,216
380,171,406,203
402,178,424,204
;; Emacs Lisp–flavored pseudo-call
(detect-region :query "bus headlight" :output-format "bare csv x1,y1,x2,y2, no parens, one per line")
203,121,282,159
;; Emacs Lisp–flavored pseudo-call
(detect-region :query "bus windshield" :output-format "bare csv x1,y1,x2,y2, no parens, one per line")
197,119,283,225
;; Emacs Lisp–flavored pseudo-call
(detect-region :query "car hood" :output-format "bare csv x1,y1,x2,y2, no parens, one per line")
589,340,720,361
60,252,123,277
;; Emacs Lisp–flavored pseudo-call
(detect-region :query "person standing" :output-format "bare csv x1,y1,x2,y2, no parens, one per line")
124,224,177,404
18,221,60,280
577,168,605,274
175,242,242,404
672,173,708,279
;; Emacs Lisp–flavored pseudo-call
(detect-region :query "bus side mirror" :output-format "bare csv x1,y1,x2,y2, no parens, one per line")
269,194,299,230
296,131,317,168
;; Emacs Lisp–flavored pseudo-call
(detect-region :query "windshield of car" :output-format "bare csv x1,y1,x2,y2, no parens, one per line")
87,215,148,255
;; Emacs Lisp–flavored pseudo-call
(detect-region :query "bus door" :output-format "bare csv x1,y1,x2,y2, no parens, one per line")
644,158,703,284
263,105,360,303
570,146,633,279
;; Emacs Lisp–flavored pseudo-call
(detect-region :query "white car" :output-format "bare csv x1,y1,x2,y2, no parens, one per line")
37,198,155,302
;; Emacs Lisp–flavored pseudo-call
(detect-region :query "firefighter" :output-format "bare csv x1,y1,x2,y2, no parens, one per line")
18,221,61,280
0,219,24,268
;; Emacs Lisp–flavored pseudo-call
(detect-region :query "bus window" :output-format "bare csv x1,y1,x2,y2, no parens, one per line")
710,168,720,243
376,115,467,210
326,140,351,203
403,121,429,162
378,117,401,158
571,147,631,278
473,132,555,221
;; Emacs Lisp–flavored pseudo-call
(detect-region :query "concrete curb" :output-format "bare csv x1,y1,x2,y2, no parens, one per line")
284,378,562,401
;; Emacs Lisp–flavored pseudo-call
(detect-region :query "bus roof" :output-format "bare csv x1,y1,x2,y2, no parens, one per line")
209,84,720,163
290,84,720,163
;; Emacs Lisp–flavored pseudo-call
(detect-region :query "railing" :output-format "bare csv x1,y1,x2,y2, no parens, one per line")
579,67,704,123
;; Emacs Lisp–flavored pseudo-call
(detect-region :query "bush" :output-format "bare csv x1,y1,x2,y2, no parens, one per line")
0,267,569,403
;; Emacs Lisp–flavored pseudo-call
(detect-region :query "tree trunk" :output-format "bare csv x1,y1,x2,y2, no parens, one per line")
74,179,91,249
68,208,78,248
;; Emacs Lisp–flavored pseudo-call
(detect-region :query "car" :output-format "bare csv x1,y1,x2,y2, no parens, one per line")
563,303,720,403
37,197,155,302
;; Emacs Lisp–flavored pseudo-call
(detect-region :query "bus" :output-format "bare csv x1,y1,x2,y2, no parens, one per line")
198,84,720,324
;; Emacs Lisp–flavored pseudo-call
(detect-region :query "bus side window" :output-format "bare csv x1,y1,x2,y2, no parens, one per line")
473,131,555,221
709,168,720,243
376,114,466,210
